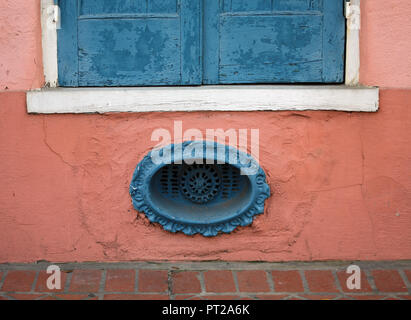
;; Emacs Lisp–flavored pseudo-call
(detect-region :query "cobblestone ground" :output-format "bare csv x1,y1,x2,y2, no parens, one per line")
0,261,410,300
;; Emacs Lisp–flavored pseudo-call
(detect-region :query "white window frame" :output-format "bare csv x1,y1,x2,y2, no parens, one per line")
28,0,378,113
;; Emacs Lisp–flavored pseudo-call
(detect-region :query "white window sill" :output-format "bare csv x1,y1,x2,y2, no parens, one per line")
26,85,379,114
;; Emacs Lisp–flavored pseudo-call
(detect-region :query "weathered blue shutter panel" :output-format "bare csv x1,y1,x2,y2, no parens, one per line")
57,0,201,86
203,0,345,84
58,0,345,86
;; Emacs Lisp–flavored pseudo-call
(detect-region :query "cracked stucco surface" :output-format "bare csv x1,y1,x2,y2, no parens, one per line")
0,0,411,262
0,90,410,263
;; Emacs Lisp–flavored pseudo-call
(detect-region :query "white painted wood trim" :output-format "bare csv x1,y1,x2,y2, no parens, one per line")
345,0,361,86
27,86,379,113
41,1,361,89
41,0,59,87
36,1,371,113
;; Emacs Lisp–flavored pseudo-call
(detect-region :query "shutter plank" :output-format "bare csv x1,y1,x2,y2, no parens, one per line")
57,0,79,86
322,0,345,82
203,0,220,84
78,19,181,86
219,14,323,83
181,0,202,84
80,0,147,15
228,0,272,12
205,0,345,84
58,0,200,86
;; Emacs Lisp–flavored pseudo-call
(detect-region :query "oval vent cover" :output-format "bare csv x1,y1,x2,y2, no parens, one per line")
129,141,270,237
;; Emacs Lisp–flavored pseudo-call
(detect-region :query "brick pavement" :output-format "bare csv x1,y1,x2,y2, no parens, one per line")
0,261,410,300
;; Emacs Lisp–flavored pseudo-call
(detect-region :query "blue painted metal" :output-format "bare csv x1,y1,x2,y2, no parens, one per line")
178,164,222,204
58,0,345,86
129,141,270,237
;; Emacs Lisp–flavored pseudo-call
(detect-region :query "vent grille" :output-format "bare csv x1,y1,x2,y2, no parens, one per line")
130,140,271,236
221,164,240,199
180,164,220,204
157,163,242,204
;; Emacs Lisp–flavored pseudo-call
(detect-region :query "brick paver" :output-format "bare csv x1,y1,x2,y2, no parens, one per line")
54,294,91,300
7,294,44,300
1,271,36,292
171,271,201,294
254,294,288,300
304,270,338,293
105,269,135,292
202,295,239,300
138,270,168,293
204,270,236,293
372,270,408,292
237,270,270,292
299,294,338,300
104,294,169,300
0,262,410,300
69,270,102,293
271,270,304,292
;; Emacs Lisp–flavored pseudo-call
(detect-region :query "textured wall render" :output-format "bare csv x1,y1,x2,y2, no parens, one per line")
0,90,410,262
0,0,410,262
0,0,44,90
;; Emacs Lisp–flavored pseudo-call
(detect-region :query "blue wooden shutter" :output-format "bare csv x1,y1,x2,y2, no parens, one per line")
203,0,345,84
58,0,345,86
57,0,201,86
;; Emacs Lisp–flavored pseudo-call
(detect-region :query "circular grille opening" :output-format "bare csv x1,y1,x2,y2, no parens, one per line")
180,164,221,204
156,162,244,206
130,141,271,236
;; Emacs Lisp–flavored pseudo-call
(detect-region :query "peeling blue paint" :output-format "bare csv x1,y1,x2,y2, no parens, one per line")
57,0,345,86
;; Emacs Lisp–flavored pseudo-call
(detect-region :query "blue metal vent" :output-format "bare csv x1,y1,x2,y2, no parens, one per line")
177,164,222,204
129,141,270,237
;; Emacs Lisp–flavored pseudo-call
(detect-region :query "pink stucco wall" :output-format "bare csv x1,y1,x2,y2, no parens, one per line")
0,0,410,263
360,0,411,88
0,0,44,91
